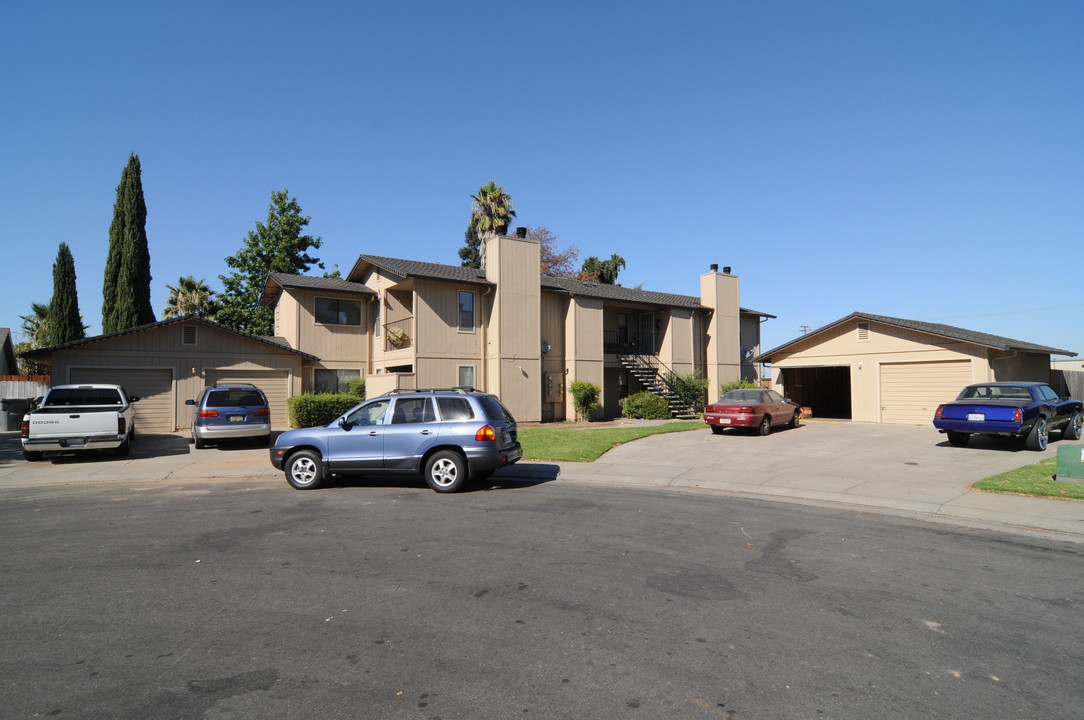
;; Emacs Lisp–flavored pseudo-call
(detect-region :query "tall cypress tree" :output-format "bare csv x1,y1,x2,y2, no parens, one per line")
102,154,155,332
46,243,86,346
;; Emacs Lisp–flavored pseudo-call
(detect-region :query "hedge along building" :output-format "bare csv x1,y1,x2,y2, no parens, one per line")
262,231,774,423
756,312,1076,425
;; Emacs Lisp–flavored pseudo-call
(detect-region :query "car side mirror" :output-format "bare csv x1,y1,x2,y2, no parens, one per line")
129,395,141,402
185,399,195,406
338,416,352,430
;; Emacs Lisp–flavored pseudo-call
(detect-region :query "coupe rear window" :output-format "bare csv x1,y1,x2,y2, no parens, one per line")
957,386,1031,400
206,390,265,408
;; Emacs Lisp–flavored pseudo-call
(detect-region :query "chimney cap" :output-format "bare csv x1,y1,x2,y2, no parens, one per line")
515,227,527,238
710,263,719,272
723,266,732,274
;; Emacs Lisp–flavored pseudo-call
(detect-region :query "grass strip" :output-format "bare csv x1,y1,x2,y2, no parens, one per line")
519,421,704,462
971,457,1084,501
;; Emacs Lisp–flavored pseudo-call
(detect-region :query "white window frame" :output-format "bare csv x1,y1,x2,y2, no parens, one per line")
458,365,476,388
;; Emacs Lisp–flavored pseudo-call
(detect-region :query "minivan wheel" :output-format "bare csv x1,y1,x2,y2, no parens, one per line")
286,450,324,490
425,450,468,493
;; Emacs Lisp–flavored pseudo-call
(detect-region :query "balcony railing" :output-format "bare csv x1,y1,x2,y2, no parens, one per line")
603,330,658,355
384,317,413,352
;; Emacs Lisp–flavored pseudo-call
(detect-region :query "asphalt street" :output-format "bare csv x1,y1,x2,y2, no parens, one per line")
2,476,1082,720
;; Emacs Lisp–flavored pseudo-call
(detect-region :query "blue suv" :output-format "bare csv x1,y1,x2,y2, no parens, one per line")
270,388,522,493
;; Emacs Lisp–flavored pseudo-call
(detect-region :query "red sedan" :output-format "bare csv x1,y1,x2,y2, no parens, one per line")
704,389,802,435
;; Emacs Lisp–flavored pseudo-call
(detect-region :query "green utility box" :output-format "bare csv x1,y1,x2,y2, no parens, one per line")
1055,445,1084,485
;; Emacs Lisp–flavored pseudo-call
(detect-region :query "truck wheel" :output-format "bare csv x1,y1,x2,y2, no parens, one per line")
285,450,323,490
424,450,468,493
23,450,44,462
757,415,772,436
946,431,970,447
1025,417,1048,451
115,435,131,456
1064,410,1082,441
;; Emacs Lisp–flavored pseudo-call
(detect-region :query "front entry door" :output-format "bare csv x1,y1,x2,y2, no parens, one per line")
639,312,655,354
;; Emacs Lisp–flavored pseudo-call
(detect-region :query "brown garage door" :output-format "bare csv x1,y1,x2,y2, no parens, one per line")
880,360,972,425
204,369,290,429
68,367,174,432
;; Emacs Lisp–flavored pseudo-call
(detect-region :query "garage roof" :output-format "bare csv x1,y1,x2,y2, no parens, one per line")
756,311,1076,362
19,317,321,361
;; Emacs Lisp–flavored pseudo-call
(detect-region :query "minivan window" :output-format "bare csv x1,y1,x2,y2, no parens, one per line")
206,390,265,407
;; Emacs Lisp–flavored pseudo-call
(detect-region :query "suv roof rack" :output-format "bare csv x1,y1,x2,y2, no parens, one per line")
383,387,480,396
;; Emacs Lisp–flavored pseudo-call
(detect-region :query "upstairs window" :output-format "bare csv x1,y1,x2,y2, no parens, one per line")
458,291,475,332
315,297,361,326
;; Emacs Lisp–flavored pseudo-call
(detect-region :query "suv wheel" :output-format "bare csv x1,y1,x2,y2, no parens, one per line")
286,450,324,490
425,450,468,493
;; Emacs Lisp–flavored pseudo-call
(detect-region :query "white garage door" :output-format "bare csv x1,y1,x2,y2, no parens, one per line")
69,368,175,432
880,360,972,425
204,370,290,429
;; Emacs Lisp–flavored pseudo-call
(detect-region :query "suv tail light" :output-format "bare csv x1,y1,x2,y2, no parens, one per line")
934,405,944,420
475,425,497,442
199,410,220,418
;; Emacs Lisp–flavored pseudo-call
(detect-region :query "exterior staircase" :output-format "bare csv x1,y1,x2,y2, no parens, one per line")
617,352,699,419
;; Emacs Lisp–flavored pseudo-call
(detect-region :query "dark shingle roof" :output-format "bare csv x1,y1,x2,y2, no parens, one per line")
352,255,493,286
261,273,374,306
19,317,320,361
756,311,1076,361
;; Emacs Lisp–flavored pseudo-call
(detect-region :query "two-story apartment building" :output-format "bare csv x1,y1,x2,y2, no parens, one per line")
262,231,772,423
23,231,770,430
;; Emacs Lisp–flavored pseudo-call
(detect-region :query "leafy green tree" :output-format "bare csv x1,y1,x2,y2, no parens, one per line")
46,243,87,345
570,380,601,421
163,276,217,319
581,254,626,285
17,302,53,374
102,154,155,332
217,190,323,335
459,221,482,268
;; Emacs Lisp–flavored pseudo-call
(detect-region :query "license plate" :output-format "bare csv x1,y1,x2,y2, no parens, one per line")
967,413,985,422
718,418,732,425
229,415,245,422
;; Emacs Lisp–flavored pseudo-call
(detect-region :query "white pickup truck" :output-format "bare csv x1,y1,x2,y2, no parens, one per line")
20,384,140,461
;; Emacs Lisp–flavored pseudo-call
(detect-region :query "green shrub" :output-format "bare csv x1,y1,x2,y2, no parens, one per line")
287,393,361,428
347,377,366,399
620,391,671,419
719,379,760,396
569,380,601,421
665,370,709,413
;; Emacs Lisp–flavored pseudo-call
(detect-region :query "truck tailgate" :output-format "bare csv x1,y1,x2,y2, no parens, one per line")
27,407,120,439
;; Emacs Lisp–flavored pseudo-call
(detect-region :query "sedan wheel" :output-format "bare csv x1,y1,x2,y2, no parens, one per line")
425,450,468,493
788,410,801,429
757,415,772,436
286,450,324,490
1064,410,1082,441
1025,417,1048,451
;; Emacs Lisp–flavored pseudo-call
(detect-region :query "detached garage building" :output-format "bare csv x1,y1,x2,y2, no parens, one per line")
757,312,1076,425
21,317,317,432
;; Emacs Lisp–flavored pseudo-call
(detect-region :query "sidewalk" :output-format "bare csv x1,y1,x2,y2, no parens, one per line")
2,426,1081,542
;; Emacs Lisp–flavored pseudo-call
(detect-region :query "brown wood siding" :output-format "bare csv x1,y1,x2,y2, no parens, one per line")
415,280,483,357
68,367,174,432
880,360,972,425
292,289,367,364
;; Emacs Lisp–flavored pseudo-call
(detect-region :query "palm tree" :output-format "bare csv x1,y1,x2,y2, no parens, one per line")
20,302,52,346
470,181,516,236
163,276,217,319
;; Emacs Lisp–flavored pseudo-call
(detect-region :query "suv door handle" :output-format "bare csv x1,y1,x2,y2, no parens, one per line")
368,431,379,437
420,429,433,435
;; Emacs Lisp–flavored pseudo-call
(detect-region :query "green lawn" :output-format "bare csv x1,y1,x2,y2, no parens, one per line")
518,421,704,462
972,456,1084,501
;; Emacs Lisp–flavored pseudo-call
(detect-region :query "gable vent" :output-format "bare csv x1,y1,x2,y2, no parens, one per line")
182,325,197,345
856,322,870,342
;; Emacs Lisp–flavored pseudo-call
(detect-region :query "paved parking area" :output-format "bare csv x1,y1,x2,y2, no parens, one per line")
2,421,1082,539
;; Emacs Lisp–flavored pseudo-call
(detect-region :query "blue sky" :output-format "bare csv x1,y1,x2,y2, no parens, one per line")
2,1,1081,359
